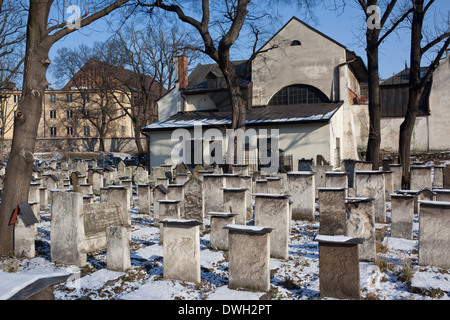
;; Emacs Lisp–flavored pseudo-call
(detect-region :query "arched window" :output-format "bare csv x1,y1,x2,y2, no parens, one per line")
291,40,302,46
268,84,330,105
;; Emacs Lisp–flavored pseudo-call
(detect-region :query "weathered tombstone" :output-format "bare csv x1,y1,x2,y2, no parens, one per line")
137,184,152,215
175,173,189,185
389,164,403,191
79,183,93,196
434,189,450,202
51,192,86,267
224,224,273,292
266,177,282,194
117,160,126,176
325,171,348,190
443,165,450,189
183,178,205,227
161,219,202,284
410,165,433,191
206,212,237,251
222,187,248,225
28,182,41,210
156,177,169,187
83,195,94,205
100,186,131,226
152,185,169,225
318,187,347,235
354,160,372,171
354,171,386,223
390,194,415,239
203,174,225,213
106,226,131,272
433,165,444,188
175,162,188,175
383,171,393,201
84,202,127,252
314,235,364,300
10,204,39,258
395,189,420,214
158,200,181,228
382,158,393,171
167,184,185,217
287,171,315,221
345,197,376,262
134,167,148,185
70,171,81,192
254,179,268,194
39,187,48,211
254,193,290,260
197,170,213,181
417,200,450,268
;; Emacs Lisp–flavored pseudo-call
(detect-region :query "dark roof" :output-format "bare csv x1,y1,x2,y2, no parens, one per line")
143,102,343,131
380,67,432,117
185,60,250,91
381,67,429,86
63,59,167,97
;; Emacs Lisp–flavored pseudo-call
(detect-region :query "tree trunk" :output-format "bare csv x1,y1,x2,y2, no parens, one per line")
0,1,52,255
134,124,145,155
365,33,382,170
398,1,424,188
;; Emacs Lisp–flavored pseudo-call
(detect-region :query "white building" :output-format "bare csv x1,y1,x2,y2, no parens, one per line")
143,17,369,170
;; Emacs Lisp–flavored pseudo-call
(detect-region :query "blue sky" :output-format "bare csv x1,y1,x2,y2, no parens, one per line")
48,0,450,88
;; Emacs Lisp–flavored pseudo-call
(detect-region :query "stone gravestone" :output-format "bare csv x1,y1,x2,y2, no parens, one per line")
158,200,181,244
100,186,131,226
417,200,450,268
434,189,450,202
287,171,315,221
10,204,39,258
206,212,237,251
51,192,86,267
222,187,248,225
224,224,273,292
137,184,152,215
84,202,127,253
388,164,402,191
106,226,131,272
318,187,347,236
254,193,290,260
390,194,415,239
345,197,376,262
314,235,364,300
410,165,432,190
354,171,386,223
167,184,185,217
152,185,169,225
325,171,348,193
254,179,268,194
203,174,225,213
160,219,202,284
183,178,204,227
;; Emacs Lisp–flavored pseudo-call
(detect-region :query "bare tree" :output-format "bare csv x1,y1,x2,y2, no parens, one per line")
0,0,130,255
352,0,414,169
109,23,198,154
398,0,450,187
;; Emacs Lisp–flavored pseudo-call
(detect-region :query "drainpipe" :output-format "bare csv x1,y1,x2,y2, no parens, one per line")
336,59,356,102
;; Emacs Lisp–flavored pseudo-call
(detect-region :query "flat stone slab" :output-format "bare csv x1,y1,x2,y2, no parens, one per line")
410,266,450,294
314,234,364,245
223,224,273,235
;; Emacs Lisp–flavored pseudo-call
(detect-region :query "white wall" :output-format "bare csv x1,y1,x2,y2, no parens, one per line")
251,18,348,106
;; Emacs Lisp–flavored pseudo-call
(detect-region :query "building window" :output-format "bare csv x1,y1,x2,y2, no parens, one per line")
83,109,89,118
66,127,74,136
49,94,56,103
67,110,73,119
83,94,90,102
268,84,330,105
291,40,302,46
83,126,90,136
121,126,126,136
66,94,73,102
50,127,57,136
13,95,20,103
49,110,56,119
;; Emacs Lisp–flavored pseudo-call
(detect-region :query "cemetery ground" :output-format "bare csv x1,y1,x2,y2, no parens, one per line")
1,195,450,301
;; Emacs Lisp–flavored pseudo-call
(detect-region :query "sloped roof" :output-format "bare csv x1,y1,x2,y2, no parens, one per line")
185,60,250,91
63,59,167,97
381,67,429,86
143,102,343,131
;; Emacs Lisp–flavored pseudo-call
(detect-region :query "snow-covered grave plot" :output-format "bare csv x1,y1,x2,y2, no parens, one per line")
1,191,450,301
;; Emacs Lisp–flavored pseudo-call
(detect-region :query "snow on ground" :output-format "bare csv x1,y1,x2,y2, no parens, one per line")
1,197,450,301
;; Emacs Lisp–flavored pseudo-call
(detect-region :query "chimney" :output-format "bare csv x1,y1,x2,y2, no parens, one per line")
176,55,188,90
